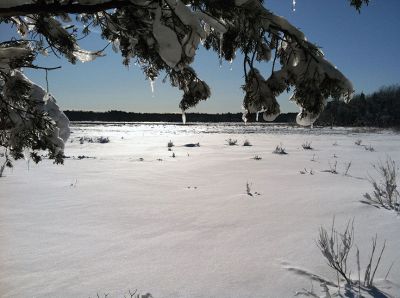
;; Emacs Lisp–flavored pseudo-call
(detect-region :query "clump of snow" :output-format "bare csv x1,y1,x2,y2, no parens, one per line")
72,47,104,63
262,111,280,122
296,109,320,127
152,6,182,68
0,46,33,71
16,71,70,148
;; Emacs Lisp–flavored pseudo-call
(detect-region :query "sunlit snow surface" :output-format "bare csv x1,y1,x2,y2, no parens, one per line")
1,123,400,298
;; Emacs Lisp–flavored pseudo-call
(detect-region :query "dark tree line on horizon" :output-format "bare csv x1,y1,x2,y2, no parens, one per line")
64,110,298,123
316,85,400,127
65,85,400,127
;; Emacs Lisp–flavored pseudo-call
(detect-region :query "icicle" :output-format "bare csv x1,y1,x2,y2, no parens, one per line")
112,39,120,53
219,32,224,68
242,112,248,124
181,109,186,124
292,0,296,12
229,58,233,71
150,79,155,97
256,111,259,122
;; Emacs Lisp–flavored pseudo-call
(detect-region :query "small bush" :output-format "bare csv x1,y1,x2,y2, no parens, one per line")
355,139,362,146
299,168,314,175
167,140,174,148
322,160,338,174
79,136,92,144
76,155,96,160
302,141,313,150
273,144,287,155
252,155,262,160
364,157,399,212
97,136,110,144
79,136,110,144
364,145,375,152
226,138,238,146
243,139,252,146
318,219,354,285
318,219,387,288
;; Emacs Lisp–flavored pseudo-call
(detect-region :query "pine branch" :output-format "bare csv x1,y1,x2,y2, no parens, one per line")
0,1,137,17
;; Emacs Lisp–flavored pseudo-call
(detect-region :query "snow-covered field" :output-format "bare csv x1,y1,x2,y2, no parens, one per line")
1,123,400,298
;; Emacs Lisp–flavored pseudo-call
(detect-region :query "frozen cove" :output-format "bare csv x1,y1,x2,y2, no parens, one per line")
1,123,400,297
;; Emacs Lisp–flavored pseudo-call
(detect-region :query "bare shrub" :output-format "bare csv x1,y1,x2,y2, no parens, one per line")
317,219,354,285
273,144,287,155
322,160,338,174
97,136,109,143
300,168,314,175
167,140,174,148
355,139,362,146
226,138,238,146
252,155,262,160
79,136,92,144
97,136,110,143
364,157,399,212
76,155,96,160
79,136,110,144
318,219,387,289
243,139,252,146
363,236,386,288
364,145,375,152
246,182,252,196
302,141,313,150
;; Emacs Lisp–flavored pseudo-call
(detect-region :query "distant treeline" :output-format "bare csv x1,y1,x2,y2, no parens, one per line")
316,85,400,127
64,110,298,123
65,85,400,127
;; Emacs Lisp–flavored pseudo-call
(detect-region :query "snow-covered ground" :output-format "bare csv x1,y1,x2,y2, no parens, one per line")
1,123,400,297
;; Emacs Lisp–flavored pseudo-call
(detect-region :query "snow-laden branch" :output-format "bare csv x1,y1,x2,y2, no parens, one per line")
0,0,356,167
0,0,133,17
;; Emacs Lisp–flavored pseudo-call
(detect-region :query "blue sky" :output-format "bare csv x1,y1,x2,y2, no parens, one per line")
2,0,400,113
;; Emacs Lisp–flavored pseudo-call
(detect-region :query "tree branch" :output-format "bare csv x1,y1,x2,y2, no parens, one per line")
0,1,136,17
